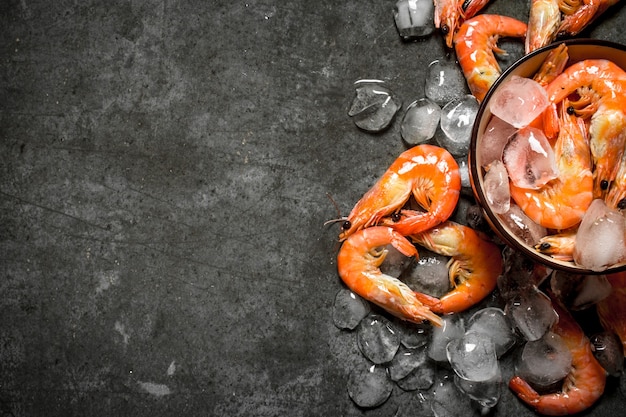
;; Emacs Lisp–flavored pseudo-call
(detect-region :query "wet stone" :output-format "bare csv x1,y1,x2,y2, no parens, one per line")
348,80,401,132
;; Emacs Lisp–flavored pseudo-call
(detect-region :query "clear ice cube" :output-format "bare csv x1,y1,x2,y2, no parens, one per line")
498,203,547,246
489,75,549,128
446,331,499,381
400,249,450,297
428,314,465,362
393,0,435,40
400,98,441,145
425,58,470,107
479,116,517,168
506,288,558,342
347,363,394,408
483,160,511,214
516,331,572,390
467,308,517,358
333,288,371,330
357,314,401,364
348,80,402,132
438,95,479,157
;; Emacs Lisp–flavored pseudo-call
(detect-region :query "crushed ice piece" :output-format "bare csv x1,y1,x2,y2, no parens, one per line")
428,315,465,362
400,98,441,145
431,376,477,417
455,157,471,191
454,368,502,410
425,58,471,107
333,288,371,330
550,271,612,310
379,243,412,278
348,80,401,132
388,347,436,391
503,126,558,189
479,116,517,168
516,331,572,390
438,95,479,157
489,76,549,128
347,363,394,408
498,203,547,246
400,249,450,297
483,160,511,214
591,331,624,377
357,314,401,364
446,332,499,381
573,199,626,271
391,317,431,348
467,308,517,358
505,288,557,342
393,0,435,40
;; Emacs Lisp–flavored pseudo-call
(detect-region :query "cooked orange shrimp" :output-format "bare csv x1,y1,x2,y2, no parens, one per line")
337,226,443,326
434,0,464,48
509,100,593,230
454,14,528,102
597,271,626,355
535,230,576,261
606,151,626,209
532,43,570,90
408,221,503,314
526,0,561,53
509,295,607,415
338,144,460,241
545,59,626,197
558,0,621,37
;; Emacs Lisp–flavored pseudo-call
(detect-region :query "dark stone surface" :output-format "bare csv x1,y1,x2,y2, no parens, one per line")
1,0,625,416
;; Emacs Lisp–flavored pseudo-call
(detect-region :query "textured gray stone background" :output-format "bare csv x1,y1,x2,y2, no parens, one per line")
1,0,625,415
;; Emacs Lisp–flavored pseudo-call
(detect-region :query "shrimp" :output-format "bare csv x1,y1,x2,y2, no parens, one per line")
535,230,576,261
526,0,562,53
597,271,626,355
605,150,626,209
509,295,607,415
408,221,503,314
558,0,621,37
509,100,593,230
338,144,460,241
545,59,626,198
454,14,528,102
336,226,443,326
434,0,493,48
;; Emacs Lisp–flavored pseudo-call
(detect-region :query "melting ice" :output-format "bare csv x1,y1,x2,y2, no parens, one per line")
348,80,401,132
438,95,479,157
400,98,441,145
489,76,549,128
393,0,435,40
357,314,401,364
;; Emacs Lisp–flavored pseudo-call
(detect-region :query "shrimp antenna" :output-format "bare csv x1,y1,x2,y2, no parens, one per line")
323,193,348,227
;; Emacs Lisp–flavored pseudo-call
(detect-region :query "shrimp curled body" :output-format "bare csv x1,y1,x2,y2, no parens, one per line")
339,144,460,241
337,226,443,326
409,221,503,314
454,14,528,102
509,297,607,416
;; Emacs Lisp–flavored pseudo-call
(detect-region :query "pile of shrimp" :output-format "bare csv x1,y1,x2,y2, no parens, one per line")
328,1,626,415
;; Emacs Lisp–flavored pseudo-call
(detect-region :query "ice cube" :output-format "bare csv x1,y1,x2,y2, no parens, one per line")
431,376,478,417
503,126,558,189
489,75,549,128
347,363,394,408
573,199,626,271
379,243,413,278
483,160,511,214
590,331,624,377
357,314,401,364
391,317,431,349
454,369,502,410
401,98,441,145
550,271,612,310
438,95,479,157
393,0,435,40
479,116,517,168
467,308,517,358
428,314,465,362
348,80,402,132
506,288,558,341
400,249,450,297
388,347,435,390
333,288,371,330
498,203,547,246
446,331,499,381
515,331,572,390
425,58,471,107
455,157,471,192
